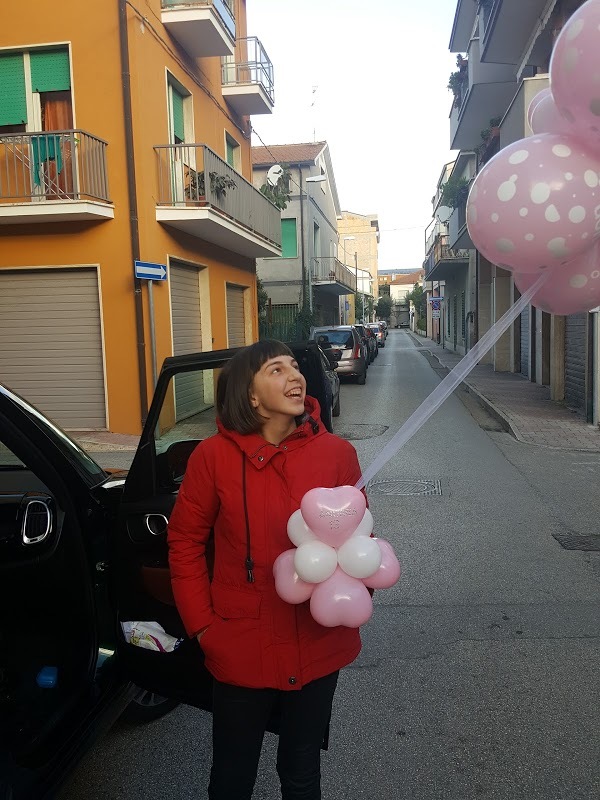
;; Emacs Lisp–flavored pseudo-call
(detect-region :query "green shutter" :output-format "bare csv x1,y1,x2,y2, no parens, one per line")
281,218,297,258
226,137,235,167
0,53,27,126
30,49,70,92
171,88,185,143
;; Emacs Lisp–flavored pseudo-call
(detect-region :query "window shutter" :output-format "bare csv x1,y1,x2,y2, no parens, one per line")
0,53,27,126
281,218,298,258
30,49,71,92
171,88,185,143
226,137,235,167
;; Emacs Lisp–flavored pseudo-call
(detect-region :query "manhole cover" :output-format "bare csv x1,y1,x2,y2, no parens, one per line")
552,532,600,551
368,479,442,496
336,424,388,441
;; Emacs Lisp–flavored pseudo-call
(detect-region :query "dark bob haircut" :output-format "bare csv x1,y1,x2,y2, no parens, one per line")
217,339,295,434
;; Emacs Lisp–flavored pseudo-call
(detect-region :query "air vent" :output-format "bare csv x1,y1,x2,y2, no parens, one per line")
22,500,51,545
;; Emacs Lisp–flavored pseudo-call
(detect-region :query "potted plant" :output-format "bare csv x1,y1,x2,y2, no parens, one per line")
440,175,471,209
185,169,236,202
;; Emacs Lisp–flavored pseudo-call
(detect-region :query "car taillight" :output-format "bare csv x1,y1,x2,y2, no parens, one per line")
353,343,361,359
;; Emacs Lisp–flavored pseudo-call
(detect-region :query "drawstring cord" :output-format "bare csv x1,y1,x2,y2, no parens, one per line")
242,454,255,583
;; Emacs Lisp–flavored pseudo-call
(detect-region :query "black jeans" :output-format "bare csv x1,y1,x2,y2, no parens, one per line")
208,671,339,800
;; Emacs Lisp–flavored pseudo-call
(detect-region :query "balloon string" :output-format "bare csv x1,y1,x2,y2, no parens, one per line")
355,272,550,491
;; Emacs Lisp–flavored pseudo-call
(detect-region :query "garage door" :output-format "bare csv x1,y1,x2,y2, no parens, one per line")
0,269,106,428
226,285,246,347
565,313,587,413
170,263,204,422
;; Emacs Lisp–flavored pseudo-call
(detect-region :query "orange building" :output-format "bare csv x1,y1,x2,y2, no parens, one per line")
0,0,280,433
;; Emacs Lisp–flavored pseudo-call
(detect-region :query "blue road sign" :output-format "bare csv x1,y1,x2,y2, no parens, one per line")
135,260,167,281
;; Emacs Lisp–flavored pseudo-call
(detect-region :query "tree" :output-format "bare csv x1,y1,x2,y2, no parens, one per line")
259,164,292,210
406,283,426,320
375,295,393,322
256,276,269,316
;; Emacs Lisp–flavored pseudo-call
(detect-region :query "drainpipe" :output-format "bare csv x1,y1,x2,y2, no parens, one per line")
298,165,307,309
118,0,149,423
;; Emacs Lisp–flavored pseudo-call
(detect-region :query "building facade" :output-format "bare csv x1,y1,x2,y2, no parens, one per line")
337,211,379,324
0,0,280,433
252,142,356,329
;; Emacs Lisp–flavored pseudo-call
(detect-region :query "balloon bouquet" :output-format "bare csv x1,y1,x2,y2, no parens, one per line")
273,487,400,628
466,0,600,316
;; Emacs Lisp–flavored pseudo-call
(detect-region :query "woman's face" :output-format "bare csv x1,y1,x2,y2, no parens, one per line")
249,355,307,423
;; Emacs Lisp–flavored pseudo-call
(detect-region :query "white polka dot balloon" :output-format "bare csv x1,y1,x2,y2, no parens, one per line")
466,134,600,273
514,241,600,316
550,0,600,157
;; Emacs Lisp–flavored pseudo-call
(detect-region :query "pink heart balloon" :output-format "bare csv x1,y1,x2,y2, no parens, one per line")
310,568,373,628
300,486,366,548
362,539,401,590
273,549,315,604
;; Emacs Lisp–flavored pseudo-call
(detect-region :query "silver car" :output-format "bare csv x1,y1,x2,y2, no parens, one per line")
310,325,367,385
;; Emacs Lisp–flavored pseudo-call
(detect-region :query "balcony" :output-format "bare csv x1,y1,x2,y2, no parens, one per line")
161,0,235,58
0,130,113,224
155,143,281,257
311,257,357,296
450,37,516,150
480,0,551,65
424,233,469,282
448,196,474,252
221,37,274,116
500,74,549,149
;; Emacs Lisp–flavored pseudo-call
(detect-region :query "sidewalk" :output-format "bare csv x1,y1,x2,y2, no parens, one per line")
408,332,600,452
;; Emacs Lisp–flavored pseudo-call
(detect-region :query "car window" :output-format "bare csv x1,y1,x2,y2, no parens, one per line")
155,368,218,454
315,330,353,348
0,439,25,469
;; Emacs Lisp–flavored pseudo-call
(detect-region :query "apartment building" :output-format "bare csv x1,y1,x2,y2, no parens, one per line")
0,0,280,434
440,0,597,421
337,211,379,324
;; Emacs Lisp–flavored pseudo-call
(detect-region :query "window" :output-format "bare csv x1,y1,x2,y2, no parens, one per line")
225,132,240,170
281,218,298,258
168,82,186,144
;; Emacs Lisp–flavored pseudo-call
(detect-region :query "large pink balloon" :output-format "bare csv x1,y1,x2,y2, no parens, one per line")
309,568,373,628
514,241,600,315
467,134,600,273
273,549,315,605
530,92,572,137
527,88,552,129
362,539,401,590
550,0,600,156
300,486,366,548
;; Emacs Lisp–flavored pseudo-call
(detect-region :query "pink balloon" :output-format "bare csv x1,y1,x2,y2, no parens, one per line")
527,88,552,128
550,0,600,156
273,549,315,604
300,486,366,549
362,539,401,590
309,568,373,628
467,134,600,273
530,92,572,137
514,241,600,315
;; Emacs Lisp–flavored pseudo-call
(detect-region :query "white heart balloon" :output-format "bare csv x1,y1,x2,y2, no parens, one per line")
287,508,317,547
337,535,382,579
351,508,374,538
294,540,338,584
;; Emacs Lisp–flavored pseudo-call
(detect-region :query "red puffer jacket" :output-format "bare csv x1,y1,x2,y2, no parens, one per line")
167,397,363,691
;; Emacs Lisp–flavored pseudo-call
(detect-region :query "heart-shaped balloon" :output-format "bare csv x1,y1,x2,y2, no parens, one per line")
362,539,401,589
310,568,373,628
300,486,366,548
273,549,315,604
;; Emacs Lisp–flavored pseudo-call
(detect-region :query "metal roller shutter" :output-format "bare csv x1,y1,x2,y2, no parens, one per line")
170,263,205,422
226,285,246,348
0,268,106,428
520,306,530,378
565,313,587,412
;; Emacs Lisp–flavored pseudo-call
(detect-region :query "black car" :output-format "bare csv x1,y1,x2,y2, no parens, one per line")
0,341,335,800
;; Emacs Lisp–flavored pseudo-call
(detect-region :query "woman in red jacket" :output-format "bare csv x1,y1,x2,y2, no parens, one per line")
168,339,364,800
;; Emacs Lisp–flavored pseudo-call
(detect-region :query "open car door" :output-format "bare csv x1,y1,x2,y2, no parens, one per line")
114,342,333,713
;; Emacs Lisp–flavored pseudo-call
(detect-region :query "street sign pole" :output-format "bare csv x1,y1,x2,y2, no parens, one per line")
134,261,167,386
147,282,157,387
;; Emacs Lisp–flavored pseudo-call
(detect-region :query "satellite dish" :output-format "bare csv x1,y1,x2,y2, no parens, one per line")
436,204,452,224
267,164,284,187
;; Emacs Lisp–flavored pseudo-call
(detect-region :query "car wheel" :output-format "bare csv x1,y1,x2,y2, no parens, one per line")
332,393,341,417
357,369,366,385
121,687,179,724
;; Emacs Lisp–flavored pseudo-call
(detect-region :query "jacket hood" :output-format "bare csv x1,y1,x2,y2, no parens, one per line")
216,395,323,465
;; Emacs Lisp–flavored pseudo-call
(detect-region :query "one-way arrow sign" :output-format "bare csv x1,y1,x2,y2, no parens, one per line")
135,260,167,281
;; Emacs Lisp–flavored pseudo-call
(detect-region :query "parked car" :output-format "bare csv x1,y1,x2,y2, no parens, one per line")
367,322,385,348
317,345,341,417
310,326,368,385
353,324,377,364
0,340,337,800
379,320,388,338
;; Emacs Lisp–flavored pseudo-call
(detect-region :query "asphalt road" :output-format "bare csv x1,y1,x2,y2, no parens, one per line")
59,329,600,800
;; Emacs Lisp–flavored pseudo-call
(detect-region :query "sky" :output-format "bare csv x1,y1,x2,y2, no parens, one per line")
247,0,460,272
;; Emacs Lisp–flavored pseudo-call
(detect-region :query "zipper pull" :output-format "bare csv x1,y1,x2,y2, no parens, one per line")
245,557,255,583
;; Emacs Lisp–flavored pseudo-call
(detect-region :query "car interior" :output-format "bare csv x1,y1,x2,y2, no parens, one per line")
0,436,96,765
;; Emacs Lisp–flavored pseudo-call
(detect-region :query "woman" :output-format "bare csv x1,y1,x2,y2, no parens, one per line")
168,339,364,800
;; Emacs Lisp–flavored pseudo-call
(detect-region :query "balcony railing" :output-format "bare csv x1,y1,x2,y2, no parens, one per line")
155,142,281,249
0,130,110,203
161,0,235,41
222,36,274,103
312,257,357,293
424,234,469,280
